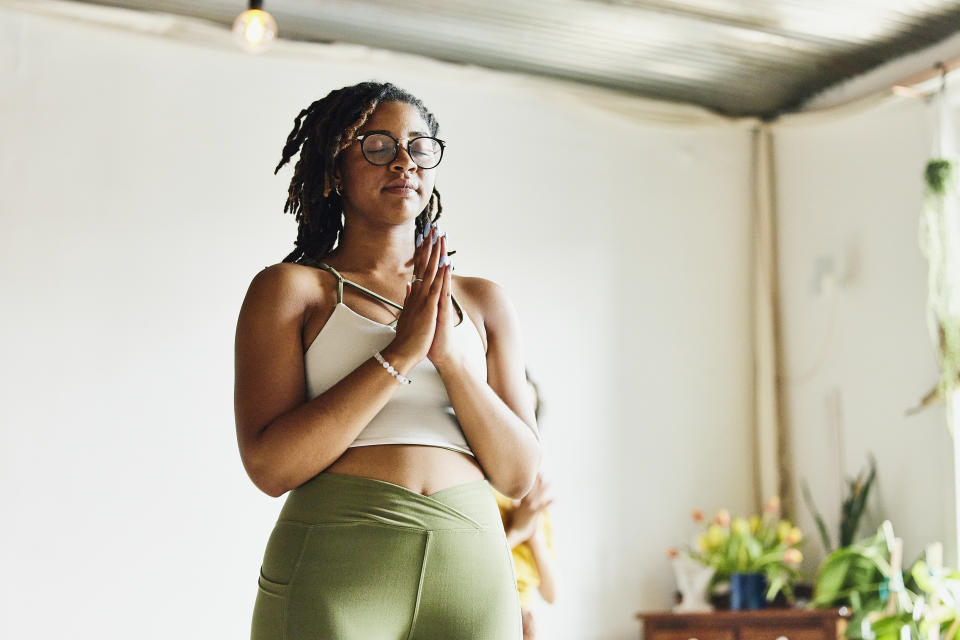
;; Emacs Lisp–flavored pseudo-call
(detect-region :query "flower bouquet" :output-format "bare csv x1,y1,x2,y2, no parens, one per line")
686,497,805,606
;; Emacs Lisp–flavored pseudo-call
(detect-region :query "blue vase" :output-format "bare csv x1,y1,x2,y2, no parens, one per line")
730,573,767,610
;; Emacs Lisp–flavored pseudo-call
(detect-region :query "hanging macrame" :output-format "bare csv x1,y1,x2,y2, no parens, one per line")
911,65,960,421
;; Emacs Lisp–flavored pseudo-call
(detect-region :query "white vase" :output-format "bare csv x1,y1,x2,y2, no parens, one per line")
671,554,716,613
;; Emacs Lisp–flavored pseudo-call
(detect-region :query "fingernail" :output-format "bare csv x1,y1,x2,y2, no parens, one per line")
439,255,447,267
415,233,423,247
432,231,439,245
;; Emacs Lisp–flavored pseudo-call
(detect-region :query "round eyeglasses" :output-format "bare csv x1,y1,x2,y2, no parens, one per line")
354,132,446,169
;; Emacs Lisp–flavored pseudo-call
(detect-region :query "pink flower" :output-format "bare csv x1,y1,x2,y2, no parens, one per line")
784,548,803,565
692,509,705,523
764,496,781,513
713,509,731,527
666,547,680,559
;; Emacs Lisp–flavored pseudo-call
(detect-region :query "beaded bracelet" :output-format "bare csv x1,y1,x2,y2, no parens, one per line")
373,351,412,385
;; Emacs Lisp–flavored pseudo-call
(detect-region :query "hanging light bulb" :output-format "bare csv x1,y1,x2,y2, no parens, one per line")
232,0,277,53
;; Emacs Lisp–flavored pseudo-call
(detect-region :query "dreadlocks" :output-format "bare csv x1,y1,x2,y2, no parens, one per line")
274,82,444,265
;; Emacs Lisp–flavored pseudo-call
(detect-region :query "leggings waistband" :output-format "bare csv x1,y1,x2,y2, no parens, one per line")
277,472,500,531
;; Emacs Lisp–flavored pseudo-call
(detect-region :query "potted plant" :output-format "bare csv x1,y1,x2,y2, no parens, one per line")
813,521,916,639
868,543,958,640
687,497,804,609
802,455,877,554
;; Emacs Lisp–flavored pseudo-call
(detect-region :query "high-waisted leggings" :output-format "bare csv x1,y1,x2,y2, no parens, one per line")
250,472,522,640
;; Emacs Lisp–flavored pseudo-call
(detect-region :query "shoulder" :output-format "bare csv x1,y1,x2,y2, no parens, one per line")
453,275,514,320
243,262,334,310
453,274,519,339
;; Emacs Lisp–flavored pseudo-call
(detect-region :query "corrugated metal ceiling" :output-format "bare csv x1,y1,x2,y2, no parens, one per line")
73,0,960,117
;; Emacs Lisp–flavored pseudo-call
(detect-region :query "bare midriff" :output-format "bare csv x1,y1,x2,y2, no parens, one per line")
325,444,485,496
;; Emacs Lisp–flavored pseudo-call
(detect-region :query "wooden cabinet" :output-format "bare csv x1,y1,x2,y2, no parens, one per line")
637,609,846,640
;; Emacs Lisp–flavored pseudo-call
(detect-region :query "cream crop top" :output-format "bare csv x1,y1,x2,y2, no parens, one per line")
303,262,487,457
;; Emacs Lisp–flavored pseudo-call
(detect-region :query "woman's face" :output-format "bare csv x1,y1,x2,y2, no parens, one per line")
336,100,438,226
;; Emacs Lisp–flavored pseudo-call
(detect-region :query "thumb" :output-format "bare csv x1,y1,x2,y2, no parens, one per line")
404,282,411,303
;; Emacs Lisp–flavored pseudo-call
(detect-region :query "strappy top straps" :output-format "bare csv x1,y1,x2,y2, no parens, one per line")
315,262,464,325
315,262,403,310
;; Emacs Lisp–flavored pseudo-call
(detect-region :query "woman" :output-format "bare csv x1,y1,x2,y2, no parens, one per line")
234,82,541,639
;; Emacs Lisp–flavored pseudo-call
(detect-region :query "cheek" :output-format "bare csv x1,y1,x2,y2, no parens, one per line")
420,172,438,196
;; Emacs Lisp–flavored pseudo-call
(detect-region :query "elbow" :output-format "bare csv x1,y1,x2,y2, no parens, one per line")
240,441,290,499
498,435,542,499
499,467,539,500
245,460,288,499
256,477,289,499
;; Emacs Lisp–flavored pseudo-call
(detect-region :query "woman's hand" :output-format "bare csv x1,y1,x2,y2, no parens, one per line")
386,223,448,364
427,233,458,369
508,472,554,544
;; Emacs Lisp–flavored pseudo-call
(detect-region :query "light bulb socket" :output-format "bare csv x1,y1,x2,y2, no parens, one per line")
249,0,263,10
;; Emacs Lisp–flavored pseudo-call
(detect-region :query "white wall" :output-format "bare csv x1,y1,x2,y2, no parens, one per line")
0,3,754,639
773,95,959,573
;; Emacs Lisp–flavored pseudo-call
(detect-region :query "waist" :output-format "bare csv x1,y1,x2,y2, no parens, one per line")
278,471,501,531
326,443,483,491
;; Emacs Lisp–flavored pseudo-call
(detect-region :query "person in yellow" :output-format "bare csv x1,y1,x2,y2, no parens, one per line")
494,374,557,640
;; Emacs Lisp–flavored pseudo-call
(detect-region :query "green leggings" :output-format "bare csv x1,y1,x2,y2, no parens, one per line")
250,472,522,640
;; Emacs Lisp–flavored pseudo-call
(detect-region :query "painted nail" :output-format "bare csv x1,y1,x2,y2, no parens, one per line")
416,233,423,247
432,231,439,245
439,255,447,267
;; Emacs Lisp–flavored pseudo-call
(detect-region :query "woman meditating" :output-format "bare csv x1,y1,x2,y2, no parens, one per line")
233,81,541,639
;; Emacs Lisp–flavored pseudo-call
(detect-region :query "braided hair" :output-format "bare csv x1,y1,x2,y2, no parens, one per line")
274,82,444,265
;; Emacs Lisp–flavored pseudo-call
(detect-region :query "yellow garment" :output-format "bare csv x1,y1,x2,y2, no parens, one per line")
493,488,555,608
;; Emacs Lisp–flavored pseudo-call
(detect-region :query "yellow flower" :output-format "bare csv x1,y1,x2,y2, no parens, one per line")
777,520,792,541
749,515,761,533
785,526,803,545
697,533,709,552
784,548,803,565
706,524,726,548
732,517,750,535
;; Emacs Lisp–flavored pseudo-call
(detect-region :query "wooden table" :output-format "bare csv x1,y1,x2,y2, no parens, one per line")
637,609,847,640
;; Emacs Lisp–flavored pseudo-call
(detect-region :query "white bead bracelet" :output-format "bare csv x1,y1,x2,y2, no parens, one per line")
373,351,412,385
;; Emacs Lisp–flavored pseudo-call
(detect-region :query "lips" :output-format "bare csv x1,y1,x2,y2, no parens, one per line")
383,179,419,197
385,179,417,189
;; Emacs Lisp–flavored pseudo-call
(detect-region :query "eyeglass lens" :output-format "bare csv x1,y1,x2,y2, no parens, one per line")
361,134,443,169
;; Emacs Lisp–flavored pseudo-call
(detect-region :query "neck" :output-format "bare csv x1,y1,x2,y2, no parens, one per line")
325,215,418,277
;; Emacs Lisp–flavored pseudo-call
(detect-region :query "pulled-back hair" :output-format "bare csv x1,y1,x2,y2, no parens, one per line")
274,82,443,265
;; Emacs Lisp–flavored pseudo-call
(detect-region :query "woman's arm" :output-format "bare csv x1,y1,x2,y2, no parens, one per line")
234,264,420,497
435,277,541,499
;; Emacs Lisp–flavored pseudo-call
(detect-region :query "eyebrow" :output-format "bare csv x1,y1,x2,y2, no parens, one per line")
362,129,432,138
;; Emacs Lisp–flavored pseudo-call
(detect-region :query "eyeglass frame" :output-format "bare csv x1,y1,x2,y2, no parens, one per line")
352,132,447,169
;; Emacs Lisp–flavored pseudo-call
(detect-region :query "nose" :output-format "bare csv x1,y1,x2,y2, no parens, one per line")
390,143,418,173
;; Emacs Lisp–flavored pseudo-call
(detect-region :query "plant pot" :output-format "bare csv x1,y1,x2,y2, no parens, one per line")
730,572,767,610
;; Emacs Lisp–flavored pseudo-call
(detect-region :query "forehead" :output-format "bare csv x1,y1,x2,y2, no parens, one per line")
359,101,430,136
